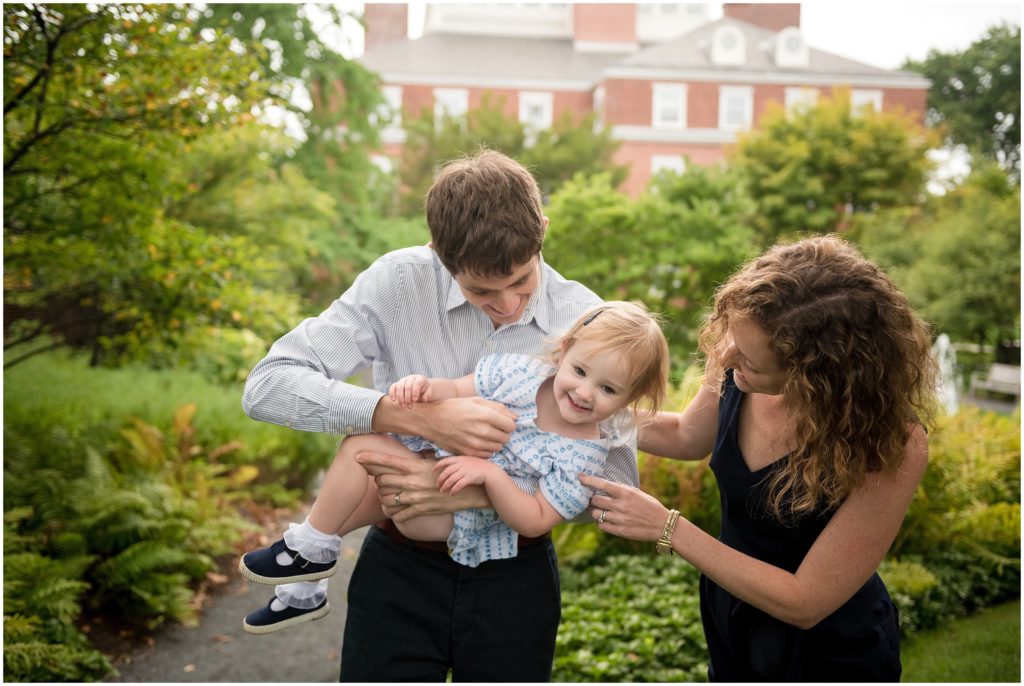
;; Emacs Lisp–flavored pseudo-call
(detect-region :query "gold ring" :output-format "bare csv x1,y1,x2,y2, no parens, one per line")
394,493,402,506
598,509,607,524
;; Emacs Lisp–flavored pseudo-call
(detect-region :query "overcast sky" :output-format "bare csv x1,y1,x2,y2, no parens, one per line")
363,2,1021,70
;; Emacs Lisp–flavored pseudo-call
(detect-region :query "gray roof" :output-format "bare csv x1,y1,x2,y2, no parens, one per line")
620,17,924,79
361,18,928,87
361,32,623,85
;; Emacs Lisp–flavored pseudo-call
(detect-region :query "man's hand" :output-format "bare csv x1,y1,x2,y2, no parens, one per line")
419,397,516,457
434,456,499,494
356,451,491,522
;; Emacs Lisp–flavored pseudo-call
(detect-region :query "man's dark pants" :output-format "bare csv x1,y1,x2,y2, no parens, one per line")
340,525,561,682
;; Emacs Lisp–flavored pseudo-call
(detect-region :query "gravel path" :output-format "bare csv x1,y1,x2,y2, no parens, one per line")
106,527,367,683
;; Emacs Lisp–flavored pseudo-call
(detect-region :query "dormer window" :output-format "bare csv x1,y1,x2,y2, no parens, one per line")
774,27,809,68
711,25,745,66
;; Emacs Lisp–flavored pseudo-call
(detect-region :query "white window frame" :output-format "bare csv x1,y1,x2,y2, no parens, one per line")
650,154,686,177
784,86,819,113
375,85,402,128
851,89,884,113
652,82,688,129
718,85,754,132
518,91,554,130
433,88,469,121
592,85,606,129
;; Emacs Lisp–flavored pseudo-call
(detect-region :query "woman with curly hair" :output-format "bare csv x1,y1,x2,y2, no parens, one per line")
581,235,937,681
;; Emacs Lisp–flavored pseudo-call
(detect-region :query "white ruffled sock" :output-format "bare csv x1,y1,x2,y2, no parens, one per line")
281,517,343,564
276,579,329,609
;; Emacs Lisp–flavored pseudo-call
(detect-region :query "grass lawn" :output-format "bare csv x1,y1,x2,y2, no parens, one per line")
901,600,1021,682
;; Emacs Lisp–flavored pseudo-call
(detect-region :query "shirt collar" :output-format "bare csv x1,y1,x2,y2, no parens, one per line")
441,253,552,334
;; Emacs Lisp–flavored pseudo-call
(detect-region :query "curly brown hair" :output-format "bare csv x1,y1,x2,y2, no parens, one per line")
699,235,938,520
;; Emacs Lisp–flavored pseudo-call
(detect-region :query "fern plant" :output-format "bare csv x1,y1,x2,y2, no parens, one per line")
2,512,113,682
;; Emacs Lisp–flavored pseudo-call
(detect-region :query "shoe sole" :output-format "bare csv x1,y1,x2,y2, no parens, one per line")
243,602,331,635
238,558,338,585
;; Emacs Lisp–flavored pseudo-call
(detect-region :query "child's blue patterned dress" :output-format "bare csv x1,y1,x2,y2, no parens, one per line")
393,353,613,568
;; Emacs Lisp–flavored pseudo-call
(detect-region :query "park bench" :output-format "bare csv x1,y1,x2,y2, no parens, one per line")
969,363,1021,403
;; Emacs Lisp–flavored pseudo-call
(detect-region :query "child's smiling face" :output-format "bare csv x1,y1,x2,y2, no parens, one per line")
552,340,633,425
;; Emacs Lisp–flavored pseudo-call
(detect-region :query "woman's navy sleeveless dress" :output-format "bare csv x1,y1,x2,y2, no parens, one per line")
699,370,901,681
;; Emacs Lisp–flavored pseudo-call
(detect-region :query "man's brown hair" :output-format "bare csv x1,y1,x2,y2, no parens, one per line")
425,150,545,277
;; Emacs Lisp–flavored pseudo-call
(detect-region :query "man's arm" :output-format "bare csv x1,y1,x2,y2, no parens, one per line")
241,258,396,436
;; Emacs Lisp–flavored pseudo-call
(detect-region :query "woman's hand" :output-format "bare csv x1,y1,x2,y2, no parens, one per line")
580,474,672,542
356,451,490,522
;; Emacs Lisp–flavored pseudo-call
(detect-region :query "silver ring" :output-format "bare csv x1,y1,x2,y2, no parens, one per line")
598,509,608,524
394,493,402,507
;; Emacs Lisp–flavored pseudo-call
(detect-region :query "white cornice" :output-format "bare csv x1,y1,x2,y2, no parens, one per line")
612,125,737,144
574,40,641,54
603,66,930,89
378,72,595,92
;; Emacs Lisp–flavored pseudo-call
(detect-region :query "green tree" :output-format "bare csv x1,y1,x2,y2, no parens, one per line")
520,110,627,199
855,163,1020,352
193,4,384,215
3,5,342,370
731,89,936,244
397,97,627,215
904,23,1021,180
544,169,758,363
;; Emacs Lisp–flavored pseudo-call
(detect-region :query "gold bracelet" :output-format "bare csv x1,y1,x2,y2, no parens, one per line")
656,509,680,555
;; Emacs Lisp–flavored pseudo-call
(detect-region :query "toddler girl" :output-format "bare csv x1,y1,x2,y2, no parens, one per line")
239,301,669,633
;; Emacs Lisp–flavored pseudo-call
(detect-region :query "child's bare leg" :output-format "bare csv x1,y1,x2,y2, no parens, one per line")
322,437,453,541
306,434,409,535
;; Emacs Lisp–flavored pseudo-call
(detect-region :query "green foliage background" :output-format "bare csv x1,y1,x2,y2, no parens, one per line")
3,5,1020,681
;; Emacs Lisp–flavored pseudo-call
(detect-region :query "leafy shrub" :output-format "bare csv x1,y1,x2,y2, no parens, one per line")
555,554,707,682
4,349,337,489
3,511,113,682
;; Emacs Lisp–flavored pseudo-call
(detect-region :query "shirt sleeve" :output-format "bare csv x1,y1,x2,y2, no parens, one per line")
240,256,401,435
561,441,639,524
539,441,610,520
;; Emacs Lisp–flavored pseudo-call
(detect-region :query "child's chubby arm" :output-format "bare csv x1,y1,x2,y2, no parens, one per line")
434,457,563,538
388,373,474,409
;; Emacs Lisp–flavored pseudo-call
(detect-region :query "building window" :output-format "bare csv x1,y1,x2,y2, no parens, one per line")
519,91,554,130
711,25,745,66
774,27,809,68
718,85,754,132
379,85,402,128
652,83,687,129
851,89,884,113
370,154,395,174
434,88,469,121
651,154,686,176
593,85,606,128
784,86,819,113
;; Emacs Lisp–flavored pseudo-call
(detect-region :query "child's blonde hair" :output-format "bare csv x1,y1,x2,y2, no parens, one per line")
550,301,670,418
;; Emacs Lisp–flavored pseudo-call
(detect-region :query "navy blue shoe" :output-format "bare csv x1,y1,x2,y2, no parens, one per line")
239,538,338,585
242,597,330,635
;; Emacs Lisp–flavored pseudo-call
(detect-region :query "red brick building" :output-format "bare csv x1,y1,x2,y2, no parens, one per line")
360,3,929,196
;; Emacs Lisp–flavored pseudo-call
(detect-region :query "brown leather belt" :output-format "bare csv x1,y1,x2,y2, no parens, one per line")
375,518,550,555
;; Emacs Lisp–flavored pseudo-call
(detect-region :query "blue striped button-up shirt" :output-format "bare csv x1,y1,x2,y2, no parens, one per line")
242,245,639,494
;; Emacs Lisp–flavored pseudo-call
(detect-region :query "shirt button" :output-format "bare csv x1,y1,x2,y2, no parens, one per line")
345,425,354,434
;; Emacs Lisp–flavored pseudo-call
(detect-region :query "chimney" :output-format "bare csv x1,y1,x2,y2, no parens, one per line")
364,4,408,52
722,3,800,31
573,4,637,52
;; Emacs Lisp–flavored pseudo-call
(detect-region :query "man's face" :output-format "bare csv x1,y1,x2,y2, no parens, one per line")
453,257,540,327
